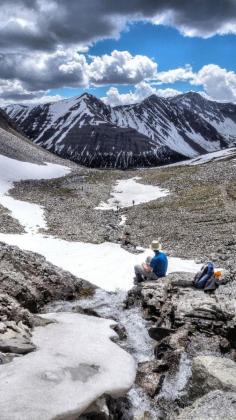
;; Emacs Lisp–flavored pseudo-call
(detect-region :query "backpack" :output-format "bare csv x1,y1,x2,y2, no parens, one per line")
193,262,214,287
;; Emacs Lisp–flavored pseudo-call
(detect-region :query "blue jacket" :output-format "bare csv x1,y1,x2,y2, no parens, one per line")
150,251,168,277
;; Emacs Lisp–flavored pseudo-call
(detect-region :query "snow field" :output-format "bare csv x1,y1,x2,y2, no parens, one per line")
95,177,169,210
0,232,201,291
0,154,70,233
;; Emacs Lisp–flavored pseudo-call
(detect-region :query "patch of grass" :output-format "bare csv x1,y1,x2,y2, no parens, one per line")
227,182,236,200
144,182,223,213
141,165,200,184
86,169,126,184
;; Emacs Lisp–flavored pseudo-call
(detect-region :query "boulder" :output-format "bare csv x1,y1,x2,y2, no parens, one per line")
140,279,169,318
167,272,194,288
0,319,35,355
0,243,95,325
191,356,236,398
177,390,236,420
136,361,166,397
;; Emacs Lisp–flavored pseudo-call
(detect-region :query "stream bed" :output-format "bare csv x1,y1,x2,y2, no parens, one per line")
45,288,192,419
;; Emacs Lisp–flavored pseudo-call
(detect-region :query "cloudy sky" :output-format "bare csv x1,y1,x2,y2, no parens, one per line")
0,0,236,106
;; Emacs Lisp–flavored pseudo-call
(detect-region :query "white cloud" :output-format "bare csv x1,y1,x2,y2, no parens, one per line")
102,82,181,106
155,65,194,84
191,64,236,102
89,50,158,85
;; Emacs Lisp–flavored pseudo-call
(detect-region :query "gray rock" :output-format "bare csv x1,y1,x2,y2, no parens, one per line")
191,356,236,397
0,319,36,355
0,242,95,325
136,361,165,397
0,337,35,355
177,390,236,420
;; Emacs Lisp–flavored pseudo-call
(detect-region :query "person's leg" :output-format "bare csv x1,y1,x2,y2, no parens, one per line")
134,265,145,282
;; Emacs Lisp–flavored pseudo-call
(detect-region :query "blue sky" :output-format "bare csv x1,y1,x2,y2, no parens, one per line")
0,1,235,105
47,22,236,104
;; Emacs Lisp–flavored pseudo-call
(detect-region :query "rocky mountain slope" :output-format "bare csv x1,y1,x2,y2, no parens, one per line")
0,106,235,418
5,92,236,169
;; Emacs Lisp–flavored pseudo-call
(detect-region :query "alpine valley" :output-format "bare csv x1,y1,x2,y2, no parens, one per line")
5,92,236,169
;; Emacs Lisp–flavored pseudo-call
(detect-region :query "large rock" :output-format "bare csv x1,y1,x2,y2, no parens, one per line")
191,356,236,397
177,390,236,420
0,320,35,355
0,242,95,322
140,279,170,320
0,312,136,420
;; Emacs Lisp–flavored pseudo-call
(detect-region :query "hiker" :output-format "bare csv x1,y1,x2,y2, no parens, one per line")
134,240,168,283
122,230,131,246
193,262,223,292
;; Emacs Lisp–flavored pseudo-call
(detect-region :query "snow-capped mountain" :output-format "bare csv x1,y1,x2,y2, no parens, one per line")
5,92,236,168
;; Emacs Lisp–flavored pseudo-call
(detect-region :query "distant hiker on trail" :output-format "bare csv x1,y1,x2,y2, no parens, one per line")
193,262,224,292
122,230,131,246
134,240,168,283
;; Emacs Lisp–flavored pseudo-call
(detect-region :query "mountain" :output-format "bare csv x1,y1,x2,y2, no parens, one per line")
0,105,69,165
5,92,236,168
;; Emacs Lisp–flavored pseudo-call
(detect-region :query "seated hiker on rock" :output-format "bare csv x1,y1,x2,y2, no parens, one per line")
134,240,168,283
193,262,223,292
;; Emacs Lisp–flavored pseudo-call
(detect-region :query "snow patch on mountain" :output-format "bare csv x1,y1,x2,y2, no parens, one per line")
5,92,236,168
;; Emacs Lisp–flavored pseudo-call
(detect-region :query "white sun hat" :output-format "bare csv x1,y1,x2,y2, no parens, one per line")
150,239,162,251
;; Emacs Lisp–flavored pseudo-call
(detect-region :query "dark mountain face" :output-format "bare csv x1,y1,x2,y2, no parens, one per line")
4,92,236,169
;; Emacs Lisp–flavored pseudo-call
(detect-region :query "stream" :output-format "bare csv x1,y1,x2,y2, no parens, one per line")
45,288,192,419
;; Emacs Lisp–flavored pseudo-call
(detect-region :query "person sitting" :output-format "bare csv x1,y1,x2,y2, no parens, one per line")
134,240,168,283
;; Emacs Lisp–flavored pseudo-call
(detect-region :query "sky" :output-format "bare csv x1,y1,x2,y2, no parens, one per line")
0,0,235,106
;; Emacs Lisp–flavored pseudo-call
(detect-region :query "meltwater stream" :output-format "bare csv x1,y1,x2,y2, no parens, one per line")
45,288,160,418
45,288,192,419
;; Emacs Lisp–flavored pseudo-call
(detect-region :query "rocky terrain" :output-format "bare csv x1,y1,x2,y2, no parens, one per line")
0,242,94,359
7,150,236,265
5,92,236,168
122,267,236,419
0,107,235,418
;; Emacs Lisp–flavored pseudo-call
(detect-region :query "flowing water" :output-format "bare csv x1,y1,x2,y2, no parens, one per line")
45,288,192,419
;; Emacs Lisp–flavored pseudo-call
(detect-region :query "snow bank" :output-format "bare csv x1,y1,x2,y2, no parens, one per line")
167,147,236,167
0,232,201,291
0,312,136,420
0,155,70,233
95,177,169,210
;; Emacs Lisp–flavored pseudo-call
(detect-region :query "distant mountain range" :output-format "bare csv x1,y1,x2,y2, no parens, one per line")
5,92,236,168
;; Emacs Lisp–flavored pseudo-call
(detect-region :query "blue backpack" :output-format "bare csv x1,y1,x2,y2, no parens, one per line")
193,262,214,289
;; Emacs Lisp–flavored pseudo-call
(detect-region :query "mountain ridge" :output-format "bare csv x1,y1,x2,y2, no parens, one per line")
4,92,236,169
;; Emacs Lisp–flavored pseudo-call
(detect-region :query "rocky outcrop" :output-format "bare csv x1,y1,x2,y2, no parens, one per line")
191,356,236,397
177,390,236,420
0,242,94,316
125,270,236,418
0,242,95,358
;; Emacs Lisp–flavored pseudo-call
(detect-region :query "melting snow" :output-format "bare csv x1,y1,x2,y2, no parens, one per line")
95,177,169,210
167,147,236,167
0,155,200,291
0,312,136,420
0,155,70,233
0,232,201,291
